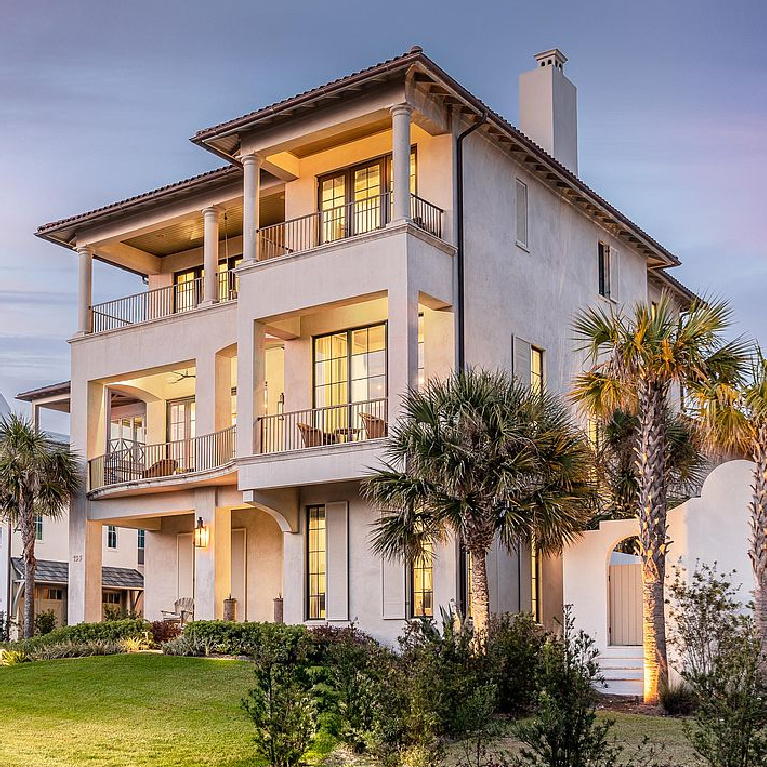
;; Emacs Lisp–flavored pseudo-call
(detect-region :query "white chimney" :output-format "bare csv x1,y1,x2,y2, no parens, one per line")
519,49,578,175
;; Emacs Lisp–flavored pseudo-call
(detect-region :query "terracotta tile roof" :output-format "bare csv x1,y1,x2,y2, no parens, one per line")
16,380,71,402
36,166,240,238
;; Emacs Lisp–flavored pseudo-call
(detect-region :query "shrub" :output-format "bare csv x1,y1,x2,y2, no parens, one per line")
121,636,148,653
242,633,317,767
150,620,181,646
103,605,123,622
162,632,211,657
485,612,546,715
34,609,57,636
0,612,13,643
308,625,396,753
659,679,697,716
668,563,767,766
27,618,149,649
0,647,31,666
29,639,126,661
514,607,621,767
184,620,310,657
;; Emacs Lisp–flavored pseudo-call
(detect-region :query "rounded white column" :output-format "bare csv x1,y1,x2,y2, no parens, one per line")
202,206,220,304
242,153,262,263
76,245,93,334
390,103,413,223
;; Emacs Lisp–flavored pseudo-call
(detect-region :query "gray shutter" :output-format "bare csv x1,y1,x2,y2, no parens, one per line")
381,556,406,619
610,247,619,302
486,537,499,614
325,501,349,621
512,335,532,388
516,179,528,247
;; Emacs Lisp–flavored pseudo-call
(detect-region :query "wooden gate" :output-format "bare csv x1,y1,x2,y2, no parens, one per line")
609,563,642,646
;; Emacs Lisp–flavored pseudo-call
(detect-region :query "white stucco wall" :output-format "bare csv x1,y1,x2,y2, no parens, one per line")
563,460,757,653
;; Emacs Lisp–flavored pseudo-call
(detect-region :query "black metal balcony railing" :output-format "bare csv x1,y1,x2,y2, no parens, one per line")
89,271,237,334
88,425,236,491
257,193,443,262
256,398,388,454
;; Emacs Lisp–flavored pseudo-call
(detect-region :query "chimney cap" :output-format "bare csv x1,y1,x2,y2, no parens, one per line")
533,48,568,70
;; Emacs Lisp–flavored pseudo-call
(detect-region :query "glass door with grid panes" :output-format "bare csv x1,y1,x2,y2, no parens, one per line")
313,323,387,443
174,267,202,313
167,397,195,471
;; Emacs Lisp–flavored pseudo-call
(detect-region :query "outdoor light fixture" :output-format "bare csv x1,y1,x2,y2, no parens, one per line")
193,517,209,548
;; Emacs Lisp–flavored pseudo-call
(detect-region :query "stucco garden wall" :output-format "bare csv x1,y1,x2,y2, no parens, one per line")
563,460,756,654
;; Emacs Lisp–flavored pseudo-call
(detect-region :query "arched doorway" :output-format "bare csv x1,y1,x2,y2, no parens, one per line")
608,536,641,646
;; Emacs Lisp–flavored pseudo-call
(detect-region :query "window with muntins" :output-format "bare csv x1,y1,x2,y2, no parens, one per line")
531,539,542,623
417,313,425,392
516,179,528,248
411,541,433,618
107,525,117,550
307,505,326,620
34,515,43,542
531,347,544,396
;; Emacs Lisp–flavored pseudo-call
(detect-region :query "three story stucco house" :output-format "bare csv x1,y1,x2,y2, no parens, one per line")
30,47,693,641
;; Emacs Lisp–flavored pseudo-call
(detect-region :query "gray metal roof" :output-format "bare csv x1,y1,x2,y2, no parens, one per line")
11,558,143,590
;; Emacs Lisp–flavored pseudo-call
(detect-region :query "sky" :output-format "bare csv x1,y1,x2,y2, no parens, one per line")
1,0,765,433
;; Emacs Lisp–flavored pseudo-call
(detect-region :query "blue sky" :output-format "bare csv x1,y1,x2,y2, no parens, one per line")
1,0,765,433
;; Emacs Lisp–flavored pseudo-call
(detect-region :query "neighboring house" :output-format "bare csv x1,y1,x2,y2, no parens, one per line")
0,387,144,632
30,47,694,641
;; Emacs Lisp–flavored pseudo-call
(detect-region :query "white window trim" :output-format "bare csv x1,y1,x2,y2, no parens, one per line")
107,525,118,551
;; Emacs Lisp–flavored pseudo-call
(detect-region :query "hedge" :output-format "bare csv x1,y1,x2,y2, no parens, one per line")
183,620,309,656
20,619,150,649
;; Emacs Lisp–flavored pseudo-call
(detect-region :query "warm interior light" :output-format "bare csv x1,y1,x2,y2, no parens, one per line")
193,516,209,548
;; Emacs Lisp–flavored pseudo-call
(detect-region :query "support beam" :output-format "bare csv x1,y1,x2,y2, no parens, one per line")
202,206,220,304
76,246,93,335
242,154,262,263
193,489,232,620
389,104,413,223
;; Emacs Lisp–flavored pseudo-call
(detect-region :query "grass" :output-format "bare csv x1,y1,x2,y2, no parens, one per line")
0,654,701,767
0,653,264,767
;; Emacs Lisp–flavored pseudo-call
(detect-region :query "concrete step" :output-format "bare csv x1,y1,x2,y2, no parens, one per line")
598,645,643,660
602,667,643,680
600,678,643,697
598,656,643,671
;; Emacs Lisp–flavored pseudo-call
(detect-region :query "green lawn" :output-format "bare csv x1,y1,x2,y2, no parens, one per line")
0,653,260,767
0,654,699,767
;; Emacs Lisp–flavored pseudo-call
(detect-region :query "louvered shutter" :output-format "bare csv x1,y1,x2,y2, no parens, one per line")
512,335,532,388
325,501,349,621
381,557,406,619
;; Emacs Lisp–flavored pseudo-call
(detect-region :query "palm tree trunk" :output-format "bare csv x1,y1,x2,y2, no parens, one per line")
750,425,767,673
468,549,491,637
19,501,37,640
636,379,669,704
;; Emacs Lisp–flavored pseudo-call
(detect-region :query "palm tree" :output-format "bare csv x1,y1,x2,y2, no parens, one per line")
362,368,596,637
572,294,748,703
691,349,767,666
0,414,81,638
590,407,708,526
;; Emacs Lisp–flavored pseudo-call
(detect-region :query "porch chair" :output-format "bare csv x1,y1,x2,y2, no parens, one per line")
297,423,339,448
359,412,387,439
161,597,194,623
141,458,178,479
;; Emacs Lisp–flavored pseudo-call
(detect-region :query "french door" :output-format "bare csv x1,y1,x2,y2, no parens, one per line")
167,397,196,470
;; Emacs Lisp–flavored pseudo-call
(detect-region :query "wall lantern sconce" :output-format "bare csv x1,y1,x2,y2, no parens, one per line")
193,517,209,548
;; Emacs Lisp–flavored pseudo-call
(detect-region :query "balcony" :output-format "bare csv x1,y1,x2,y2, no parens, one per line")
89,271,237,334
256,193,443,262
88,425,236,492
256,399,387,454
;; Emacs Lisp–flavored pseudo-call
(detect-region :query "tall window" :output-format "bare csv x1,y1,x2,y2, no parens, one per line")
313,323,387,433
516,179,528,249
531,540,542,622
107,525,117,550
530,347,544,396
174,267,202,312
598,242,612,299
217,255,243,301
34,515,43,542
417,313,425,392
167,398,195,442
318,152,416,243
411,541,433,617
307,505,326,620
137,528,145,566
